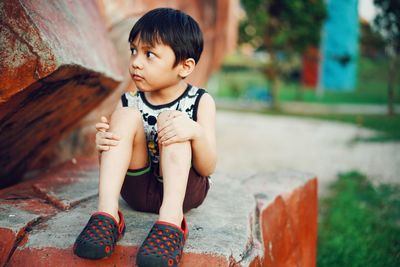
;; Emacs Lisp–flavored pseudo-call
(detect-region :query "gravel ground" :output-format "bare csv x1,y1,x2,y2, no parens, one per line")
215,110,400,196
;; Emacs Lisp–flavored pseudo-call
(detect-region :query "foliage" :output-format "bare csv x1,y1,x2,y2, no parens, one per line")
373,0,400,54
373,0,400,115
239,0,326,53
238,0,326,109
318,171,400,267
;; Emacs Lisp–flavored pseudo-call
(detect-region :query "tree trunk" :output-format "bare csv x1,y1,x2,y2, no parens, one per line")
270,76,279,110
263,14,281,111
387,55,397,116
266,51,280,110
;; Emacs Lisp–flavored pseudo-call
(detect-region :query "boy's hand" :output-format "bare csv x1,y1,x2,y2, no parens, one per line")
95,116,120,152
158,111,199,146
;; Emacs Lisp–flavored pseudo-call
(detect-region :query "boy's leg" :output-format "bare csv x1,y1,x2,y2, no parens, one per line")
135,111,190,266
98,107,148,222
74,107,147,259
157,111,192,226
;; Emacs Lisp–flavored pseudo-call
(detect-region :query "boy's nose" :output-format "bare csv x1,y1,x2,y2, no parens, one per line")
131,56,143,69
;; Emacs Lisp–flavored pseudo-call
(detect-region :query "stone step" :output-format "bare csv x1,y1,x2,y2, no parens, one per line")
0,158,317,266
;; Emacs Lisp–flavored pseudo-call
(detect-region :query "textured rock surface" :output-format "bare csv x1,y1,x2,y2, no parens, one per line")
0,158,317,266
0,0,123,187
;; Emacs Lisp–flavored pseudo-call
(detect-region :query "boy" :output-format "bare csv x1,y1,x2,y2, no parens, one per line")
73,7,217,267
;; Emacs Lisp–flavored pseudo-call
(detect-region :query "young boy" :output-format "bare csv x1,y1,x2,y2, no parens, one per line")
73,7,217,267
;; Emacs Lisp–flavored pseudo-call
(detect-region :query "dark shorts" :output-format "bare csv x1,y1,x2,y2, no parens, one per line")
120,163,210,214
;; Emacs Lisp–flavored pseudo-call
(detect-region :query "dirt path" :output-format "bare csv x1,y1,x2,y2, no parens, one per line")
215,110,400,196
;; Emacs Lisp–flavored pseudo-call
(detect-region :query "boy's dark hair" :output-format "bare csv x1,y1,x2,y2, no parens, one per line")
128,8,203,66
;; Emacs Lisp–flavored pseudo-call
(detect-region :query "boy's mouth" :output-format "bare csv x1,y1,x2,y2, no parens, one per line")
132,74,144,81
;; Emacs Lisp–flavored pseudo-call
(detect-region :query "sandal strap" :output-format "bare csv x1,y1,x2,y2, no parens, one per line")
117,210,126,236
155,217,189,241
92,211,126,238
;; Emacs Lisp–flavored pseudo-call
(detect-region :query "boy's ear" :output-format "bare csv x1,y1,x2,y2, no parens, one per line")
178,58,196,78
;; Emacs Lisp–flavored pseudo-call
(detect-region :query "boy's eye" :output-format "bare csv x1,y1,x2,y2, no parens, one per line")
146,51,156,59
130,48,137,55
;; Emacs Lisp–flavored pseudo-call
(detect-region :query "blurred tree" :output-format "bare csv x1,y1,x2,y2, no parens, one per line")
239,0,326,109
373,0,400,115
360,20,385,58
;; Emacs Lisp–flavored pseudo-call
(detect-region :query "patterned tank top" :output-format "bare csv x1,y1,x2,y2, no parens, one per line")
121,84,206,166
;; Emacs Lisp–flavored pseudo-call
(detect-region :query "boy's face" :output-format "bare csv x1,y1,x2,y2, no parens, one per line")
129,37,182,92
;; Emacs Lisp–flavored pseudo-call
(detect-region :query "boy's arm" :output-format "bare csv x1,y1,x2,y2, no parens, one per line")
191,93,217,177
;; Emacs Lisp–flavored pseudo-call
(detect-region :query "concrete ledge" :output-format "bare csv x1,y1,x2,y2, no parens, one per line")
0,159,318,266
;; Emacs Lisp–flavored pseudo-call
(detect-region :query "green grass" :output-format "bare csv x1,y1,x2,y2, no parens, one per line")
238,109,400,141
300,113,400,141
318,171,400,267
278,82,394,105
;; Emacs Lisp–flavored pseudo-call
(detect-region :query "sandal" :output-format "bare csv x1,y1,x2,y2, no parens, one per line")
136,217,189,267
73,210,125,259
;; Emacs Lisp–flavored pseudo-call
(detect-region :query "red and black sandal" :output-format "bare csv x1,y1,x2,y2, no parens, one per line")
73,210,125,259
136,218,189,267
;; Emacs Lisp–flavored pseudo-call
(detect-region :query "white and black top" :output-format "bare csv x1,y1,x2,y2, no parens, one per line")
121,84,206,166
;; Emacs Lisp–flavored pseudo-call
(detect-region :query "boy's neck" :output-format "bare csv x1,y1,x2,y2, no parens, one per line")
144,81,188,105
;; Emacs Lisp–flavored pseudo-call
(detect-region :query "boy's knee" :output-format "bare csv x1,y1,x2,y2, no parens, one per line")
109,108,142,136
111,107,142,125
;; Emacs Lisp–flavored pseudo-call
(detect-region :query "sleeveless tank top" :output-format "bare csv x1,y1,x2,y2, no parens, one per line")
121,84,206,166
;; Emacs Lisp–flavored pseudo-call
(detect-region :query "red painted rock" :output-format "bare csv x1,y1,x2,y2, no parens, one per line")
0,157,98,266
243,173,318,267
0,0,123,188
0,189,59,266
